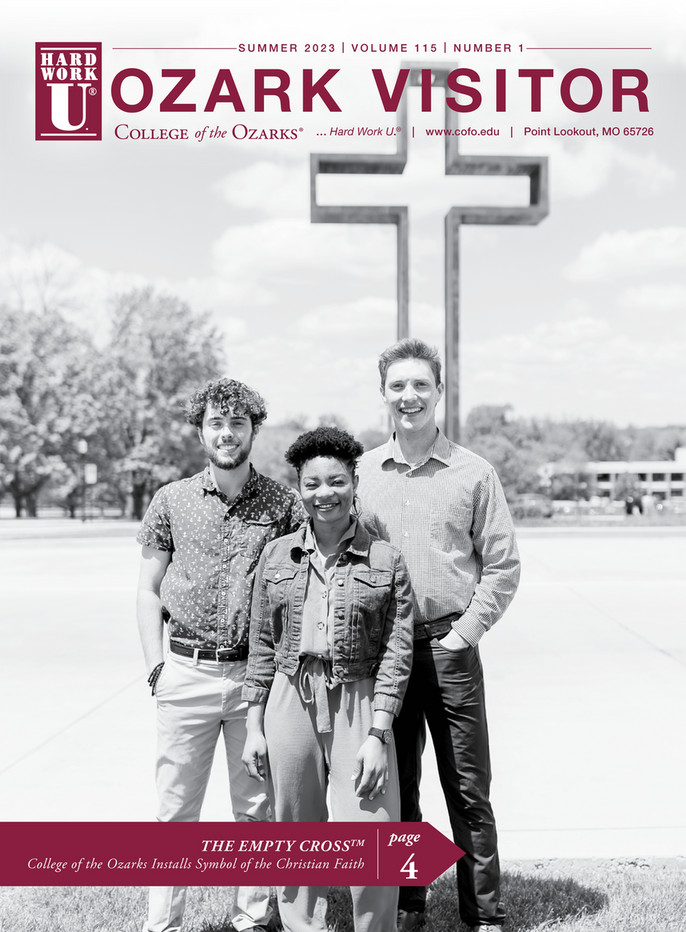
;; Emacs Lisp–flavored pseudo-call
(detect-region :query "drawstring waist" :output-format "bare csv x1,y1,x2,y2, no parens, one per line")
297,654,333,733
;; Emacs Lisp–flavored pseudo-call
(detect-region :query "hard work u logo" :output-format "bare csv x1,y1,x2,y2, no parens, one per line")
35,42,102,140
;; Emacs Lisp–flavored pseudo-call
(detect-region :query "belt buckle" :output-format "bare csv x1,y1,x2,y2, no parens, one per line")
216,647,234,662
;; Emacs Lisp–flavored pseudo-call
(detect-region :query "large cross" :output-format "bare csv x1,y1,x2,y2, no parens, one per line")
310,62,549,441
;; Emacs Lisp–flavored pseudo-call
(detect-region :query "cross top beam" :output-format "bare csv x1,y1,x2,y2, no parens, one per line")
310,62,549,440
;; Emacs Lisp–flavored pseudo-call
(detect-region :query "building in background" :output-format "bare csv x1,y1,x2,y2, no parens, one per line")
542,448,686,507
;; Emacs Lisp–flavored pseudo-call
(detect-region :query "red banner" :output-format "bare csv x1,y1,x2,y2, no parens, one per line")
1,821,463,887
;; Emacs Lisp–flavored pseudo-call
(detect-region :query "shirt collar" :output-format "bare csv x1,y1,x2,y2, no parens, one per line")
295,517,372,559
201,464,260,501
381,429,452,468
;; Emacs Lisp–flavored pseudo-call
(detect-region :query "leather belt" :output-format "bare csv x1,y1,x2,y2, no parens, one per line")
414,613,463,642
170,640,249,662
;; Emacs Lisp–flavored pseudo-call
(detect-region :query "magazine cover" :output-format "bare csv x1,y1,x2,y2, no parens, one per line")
2,1,685,930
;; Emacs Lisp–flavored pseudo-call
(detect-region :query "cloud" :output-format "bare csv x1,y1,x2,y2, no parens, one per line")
461,314,686,424
552,144,676,199
211,218,396,283
618,282,686,311
215,161,310,218
172,275,271,322
0,239,142,342
0,237,248,346
297,296,395,335
564,227,686,282
218,332,389,430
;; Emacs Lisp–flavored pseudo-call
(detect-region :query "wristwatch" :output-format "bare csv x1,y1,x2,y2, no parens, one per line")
368,727,393,744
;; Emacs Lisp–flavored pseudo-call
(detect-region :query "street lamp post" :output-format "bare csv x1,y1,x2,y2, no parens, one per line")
77,439,88,522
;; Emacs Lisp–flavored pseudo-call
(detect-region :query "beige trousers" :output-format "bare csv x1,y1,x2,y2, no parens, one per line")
264,668,400,932
146,652,272,932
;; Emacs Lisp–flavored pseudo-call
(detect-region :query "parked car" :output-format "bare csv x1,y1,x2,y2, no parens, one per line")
511,493,554,519
656,499,686,515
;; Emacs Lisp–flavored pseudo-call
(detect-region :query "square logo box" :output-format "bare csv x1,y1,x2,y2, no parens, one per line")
35,42,102,140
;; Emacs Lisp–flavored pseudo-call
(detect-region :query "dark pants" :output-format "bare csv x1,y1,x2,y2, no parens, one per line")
394,640,504,928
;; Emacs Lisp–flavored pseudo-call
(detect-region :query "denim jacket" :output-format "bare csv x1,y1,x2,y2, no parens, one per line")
242,519,414,716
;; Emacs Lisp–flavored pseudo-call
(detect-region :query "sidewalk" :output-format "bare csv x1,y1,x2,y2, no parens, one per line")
1,525,685,859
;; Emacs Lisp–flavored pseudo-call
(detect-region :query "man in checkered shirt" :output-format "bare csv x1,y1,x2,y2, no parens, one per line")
357,338,521,932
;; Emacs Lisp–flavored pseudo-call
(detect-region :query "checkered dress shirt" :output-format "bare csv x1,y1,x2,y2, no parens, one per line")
357,431,520,645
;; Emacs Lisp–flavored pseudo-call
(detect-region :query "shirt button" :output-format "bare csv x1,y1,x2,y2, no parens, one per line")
317,622,325,630
337,580,344,587
403,531,409,537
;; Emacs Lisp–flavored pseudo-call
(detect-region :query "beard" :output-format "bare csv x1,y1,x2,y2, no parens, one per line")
205,441,252,471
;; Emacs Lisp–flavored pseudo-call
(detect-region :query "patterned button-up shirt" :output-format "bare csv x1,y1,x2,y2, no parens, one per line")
137,466,304,650
357,431,520,645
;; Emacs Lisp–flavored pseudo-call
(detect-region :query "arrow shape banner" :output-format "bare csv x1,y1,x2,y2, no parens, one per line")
0,821,463,887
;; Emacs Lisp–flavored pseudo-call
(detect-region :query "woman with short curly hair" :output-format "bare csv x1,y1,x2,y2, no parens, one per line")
242,426,414,932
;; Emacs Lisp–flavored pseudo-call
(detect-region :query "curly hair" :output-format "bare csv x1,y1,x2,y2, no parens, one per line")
285,426,364,476
185,378,268,429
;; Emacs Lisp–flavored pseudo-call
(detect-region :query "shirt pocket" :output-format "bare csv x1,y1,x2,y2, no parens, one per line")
262,565,298,642
243,516,280,566
351,567,393,659
430,502,473,553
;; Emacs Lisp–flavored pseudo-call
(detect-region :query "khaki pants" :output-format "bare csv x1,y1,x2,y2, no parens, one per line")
146,652,272,932
264,669,399,932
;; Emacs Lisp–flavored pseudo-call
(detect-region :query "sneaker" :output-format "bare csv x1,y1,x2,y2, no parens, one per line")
397,909,425,932
231,917,271,932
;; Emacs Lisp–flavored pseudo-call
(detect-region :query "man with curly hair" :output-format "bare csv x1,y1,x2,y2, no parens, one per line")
136,378,304,932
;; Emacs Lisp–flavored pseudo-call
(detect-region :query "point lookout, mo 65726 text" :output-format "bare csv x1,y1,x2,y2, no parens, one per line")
524,125,654,137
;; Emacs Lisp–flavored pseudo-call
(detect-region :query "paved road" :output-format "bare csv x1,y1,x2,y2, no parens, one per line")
1,524,685,859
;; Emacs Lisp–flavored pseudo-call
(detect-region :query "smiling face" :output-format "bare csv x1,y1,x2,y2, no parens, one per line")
299,455,357,534
198,403,256,471
382,357,444,438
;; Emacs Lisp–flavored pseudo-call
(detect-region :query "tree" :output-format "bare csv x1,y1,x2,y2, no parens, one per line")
613,471,641,502
316,412,350,430
626,426,686,461
463,404,514,441
575,420,628,462
101,288,224,518
251,424,302,487
358,426,388,453
462,406,539,498
0,305,98,516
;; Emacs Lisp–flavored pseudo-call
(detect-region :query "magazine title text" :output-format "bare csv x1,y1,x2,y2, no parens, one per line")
100,66,648,114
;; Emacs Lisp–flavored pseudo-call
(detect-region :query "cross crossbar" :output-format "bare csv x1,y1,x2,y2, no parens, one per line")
311,62,549,439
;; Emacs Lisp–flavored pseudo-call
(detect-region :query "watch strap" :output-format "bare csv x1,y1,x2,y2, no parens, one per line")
368,726,392,744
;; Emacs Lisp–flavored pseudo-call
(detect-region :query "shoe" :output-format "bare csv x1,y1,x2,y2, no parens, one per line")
397,909,425,932
473,925,503,931
230,918,271,932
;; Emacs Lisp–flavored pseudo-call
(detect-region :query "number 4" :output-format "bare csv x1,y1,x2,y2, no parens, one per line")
400,854,418,880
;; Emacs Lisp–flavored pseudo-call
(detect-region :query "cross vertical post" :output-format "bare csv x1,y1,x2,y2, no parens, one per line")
311,62,549,441
310,118,411,339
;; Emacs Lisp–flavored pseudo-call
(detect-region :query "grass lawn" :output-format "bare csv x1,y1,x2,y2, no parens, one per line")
2,859,685,931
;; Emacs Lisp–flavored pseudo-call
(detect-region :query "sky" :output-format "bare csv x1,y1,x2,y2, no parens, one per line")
1,0,685,433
